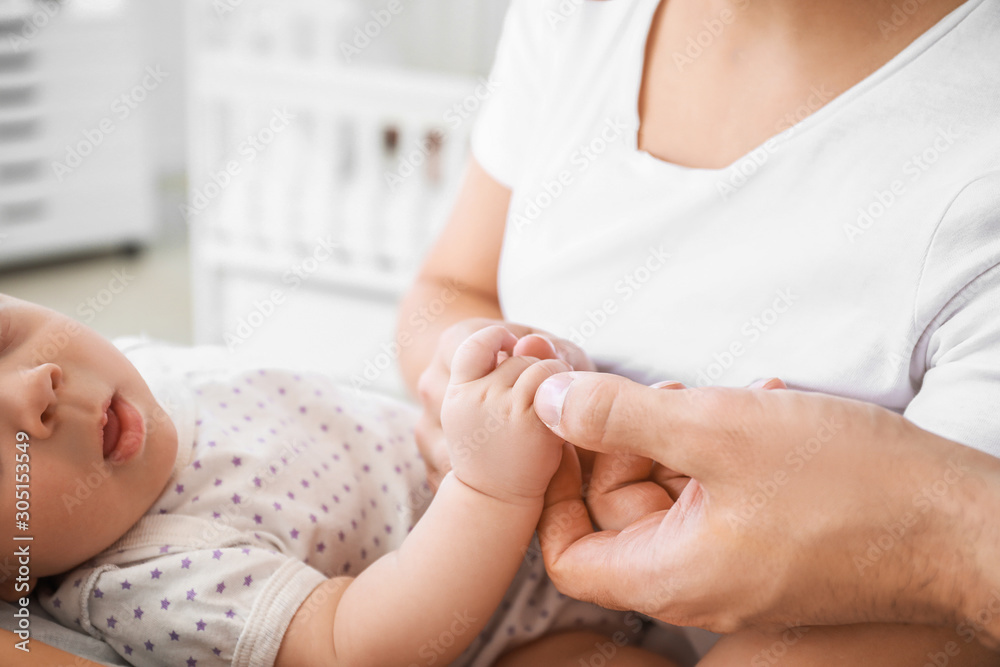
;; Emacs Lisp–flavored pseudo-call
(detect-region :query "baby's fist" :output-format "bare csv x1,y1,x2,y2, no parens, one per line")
441,326,571,505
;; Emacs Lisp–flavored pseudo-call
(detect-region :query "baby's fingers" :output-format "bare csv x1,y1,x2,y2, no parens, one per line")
512,357,574,409
449,325,519,385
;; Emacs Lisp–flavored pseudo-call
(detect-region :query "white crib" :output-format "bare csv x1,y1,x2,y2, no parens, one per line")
187,0,507,395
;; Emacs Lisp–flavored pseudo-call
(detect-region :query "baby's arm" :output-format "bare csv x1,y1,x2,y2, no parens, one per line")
276,326,570,667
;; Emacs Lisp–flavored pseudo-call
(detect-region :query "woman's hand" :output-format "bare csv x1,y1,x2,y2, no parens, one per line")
414,318,595,491
532,371,1000,647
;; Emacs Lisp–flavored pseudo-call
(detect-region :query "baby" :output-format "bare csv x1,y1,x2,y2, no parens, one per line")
0,295,685,666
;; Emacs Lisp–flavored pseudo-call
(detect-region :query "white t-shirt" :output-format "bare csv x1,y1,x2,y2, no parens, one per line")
472,0,1000,456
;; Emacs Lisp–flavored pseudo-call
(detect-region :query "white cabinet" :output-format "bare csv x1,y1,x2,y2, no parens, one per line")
0,0,157,268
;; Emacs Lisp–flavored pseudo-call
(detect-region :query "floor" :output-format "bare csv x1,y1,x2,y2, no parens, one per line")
0,236,193,346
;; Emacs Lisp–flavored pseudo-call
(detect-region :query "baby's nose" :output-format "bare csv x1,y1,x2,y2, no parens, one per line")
12,363,62,438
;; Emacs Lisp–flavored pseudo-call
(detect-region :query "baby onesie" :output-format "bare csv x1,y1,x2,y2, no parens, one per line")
36,340,689,666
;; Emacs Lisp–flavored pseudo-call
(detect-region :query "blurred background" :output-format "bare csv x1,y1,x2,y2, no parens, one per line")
0,0,510,396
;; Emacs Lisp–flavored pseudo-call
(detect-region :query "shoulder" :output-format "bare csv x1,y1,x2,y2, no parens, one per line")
915,170,1000,328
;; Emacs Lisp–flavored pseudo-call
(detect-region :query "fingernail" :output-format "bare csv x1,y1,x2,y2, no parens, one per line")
650,380,684,389
535,373,575,428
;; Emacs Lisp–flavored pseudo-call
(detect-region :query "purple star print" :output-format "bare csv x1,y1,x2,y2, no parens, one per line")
186,589,197,601
107,616,117,629
196,619,207,631
150,568,162,579
133,607,143,620
161,598,170,610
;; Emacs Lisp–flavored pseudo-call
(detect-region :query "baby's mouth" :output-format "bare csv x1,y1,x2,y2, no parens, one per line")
102,398,121,459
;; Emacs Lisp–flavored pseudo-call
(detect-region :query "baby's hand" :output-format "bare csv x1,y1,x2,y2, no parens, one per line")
441,326,571,505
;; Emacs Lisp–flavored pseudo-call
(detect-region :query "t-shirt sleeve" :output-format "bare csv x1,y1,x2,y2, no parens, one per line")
470,0,555,188
40,546,328,667
904,174,1000,457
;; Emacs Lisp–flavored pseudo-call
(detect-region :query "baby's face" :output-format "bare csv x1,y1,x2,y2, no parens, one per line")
0,294,177,600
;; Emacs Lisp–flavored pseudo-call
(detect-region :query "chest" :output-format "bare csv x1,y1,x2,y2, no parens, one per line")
634,0,959,169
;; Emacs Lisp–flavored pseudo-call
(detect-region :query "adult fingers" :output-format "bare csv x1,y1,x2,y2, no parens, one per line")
533,372,721,477
539,443,595,574
586,451,674,530
413,413,449,491
539,509,674,616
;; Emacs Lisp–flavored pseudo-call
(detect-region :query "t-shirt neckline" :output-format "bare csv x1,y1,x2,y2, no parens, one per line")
625,0,985,175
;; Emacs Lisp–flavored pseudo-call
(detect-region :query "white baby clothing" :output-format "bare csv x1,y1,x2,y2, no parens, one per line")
473,0,1000,456
36,340,689,666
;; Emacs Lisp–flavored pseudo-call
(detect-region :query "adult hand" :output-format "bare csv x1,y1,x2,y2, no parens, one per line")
533,372,1000,648
584,378,785,532
414,318,595,491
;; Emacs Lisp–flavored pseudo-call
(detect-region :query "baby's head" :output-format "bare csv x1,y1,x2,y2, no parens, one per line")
0,294,178,600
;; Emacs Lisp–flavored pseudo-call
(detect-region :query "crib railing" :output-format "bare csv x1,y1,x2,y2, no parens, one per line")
187,0,494,392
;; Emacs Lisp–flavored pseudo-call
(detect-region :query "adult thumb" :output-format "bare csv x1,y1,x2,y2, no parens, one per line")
533,371,709,477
